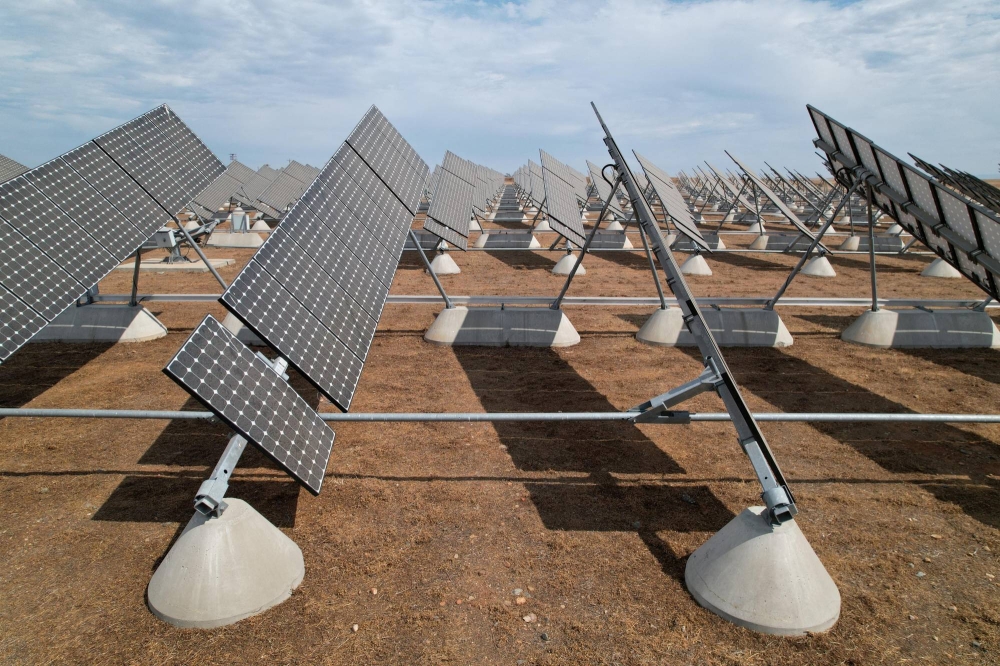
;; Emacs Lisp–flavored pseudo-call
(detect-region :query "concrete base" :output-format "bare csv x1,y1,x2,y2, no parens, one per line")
636,307,792,347
886,223,904,236
222,312,265,346
32,304,167,343
723,210,736,222
429,252,461,275
841,309,1000,348
183,220,201,231
746,222,766,234
250,220,271,232
424,306,580,347
662,233,677,248
206,232,264,248
147,499,305,629
749,235,769,250
685,507,840,636
474,233,541,249
116,258,234,273
552,253,585,276
838,236,860,251
801,255,836,277
605,219,624,231
469,218,482,232
681,254,712,276
534,219,552,232
921,257,962,278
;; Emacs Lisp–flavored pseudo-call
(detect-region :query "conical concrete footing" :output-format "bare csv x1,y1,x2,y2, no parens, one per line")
716,238,726,250
183,220,200,231
469,218,482,232
429,253,460,275
552,253,585,275
802,256,836,277
622,236,634,249
921,257,962,278
685,507,840,636
250,219,271,232
746,222,766,234
534,219,552,232
424,307,580,347
838,236,860,251
605,219,624,231
886,223,904,235
841,308,1000,348
748,235,769,250
473,233,489,248
148,500,305,629
662,233,677,248
31,304,167,343
681,254,712,276
636,307,684,346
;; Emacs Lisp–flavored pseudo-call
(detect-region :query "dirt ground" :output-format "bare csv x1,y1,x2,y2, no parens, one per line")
0,218,998,664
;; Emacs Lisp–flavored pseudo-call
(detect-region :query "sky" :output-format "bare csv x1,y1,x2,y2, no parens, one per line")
1,0,998,178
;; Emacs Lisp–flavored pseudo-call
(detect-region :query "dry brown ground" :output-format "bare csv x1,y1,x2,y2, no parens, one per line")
0,222,998,665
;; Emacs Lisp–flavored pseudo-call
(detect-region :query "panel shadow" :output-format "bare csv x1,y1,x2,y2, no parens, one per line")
692,345,1000,528
484,250,556,271
0,343,113,413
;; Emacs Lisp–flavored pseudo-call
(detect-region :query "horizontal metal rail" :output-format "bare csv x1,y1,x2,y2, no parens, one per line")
1,408,999,423
94,294,999,308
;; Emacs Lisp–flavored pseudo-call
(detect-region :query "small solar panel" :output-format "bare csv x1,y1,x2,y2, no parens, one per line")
164,314,336,495
0,154,28,184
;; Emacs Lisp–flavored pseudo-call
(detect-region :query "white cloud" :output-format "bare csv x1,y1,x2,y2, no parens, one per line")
0,0,997,177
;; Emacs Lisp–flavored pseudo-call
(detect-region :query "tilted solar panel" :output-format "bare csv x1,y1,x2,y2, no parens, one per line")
424,150,475,249
220,105,425,411
0,154,28,184
164,314,336,495
633,152,709,250
809,105,1000,300
540,152,587,245
586,159,624,217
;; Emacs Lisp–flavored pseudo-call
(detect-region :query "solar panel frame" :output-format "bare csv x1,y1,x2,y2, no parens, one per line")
539,155,587,246
164,314,336,495
633,152,709,250
94,122,189,214
150,106,226,184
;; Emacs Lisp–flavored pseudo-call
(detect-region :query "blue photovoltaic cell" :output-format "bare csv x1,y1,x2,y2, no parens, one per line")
164,314,335,494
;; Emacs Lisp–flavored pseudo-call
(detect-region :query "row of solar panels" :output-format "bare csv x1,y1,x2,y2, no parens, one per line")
191,159,321,219
423,151,505,250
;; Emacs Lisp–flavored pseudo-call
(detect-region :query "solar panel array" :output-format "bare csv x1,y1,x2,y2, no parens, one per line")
0,104,221,363
809,105,1000,300
425,151,475,249
219,105,428,411
539,151,587,245
910,155,1000,215
633,152,709,250
0,154,28,184
191,160,260,216
164,314,336,495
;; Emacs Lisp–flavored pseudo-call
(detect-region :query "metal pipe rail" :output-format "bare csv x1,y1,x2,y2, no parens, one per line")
2,408,999,423
94,294,999,308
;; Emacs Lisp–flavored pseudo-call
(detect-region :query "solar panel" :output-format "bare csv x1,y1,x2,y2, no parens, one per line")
164,314,335,495
219,106,424,412
809,105,1000,299
149,106,225,184
345,106,429,215
0,219,84,320
256,170,309,217
0,154,28,184
284,160,317,184
633,152,709,250
0,284,48,363
726,152,826,247
424,151,475,249
540,152,587,246
0,176,118,286
124,113,208,202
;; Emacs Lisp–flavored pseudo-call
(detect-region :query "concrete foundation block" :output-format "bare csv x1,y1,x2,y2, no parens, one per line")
635,307,685,345
116,258,234,273
147,500,304,629
838,236,860,251
841,309,1000,348
802,255,836,277
424,306,580,347
534,219,552,232
250,219,271,232
921,257,962,278
636,307,792,347
552,253,585,276
886,223,904,235
681,254,712,276
686,507,840,636
746,222,766,234
429,253,461,275
206,232,264,248
605,220,624,231
469,218,482,232
749,235,769,251
32,304,167,343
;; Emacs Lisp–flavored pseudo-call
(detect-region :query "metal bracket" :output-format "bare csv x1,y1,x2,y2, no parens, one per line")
630,361,723,423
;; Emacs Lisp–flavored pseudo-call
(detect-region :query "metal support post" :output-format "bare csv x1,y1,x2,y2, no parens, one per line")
636,219,668,310
193,356,289,517
129,248,143,307
551,173,622,311
173,215,228,290
866,183,880,312
409,229,454,309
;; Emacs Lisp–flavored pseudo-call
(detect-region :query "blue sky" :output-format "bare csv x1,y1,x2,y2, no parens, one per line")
1,0,998,177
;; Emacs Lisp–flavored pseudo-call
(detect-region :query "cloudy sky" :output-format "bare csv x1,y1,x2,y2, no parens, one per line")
1,0,997,178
